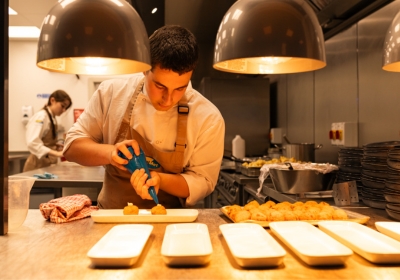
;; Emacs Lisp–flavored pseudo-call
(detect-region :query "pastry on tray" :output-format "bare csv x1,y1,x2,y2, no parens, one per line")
123,202,139,215
225,200,348,223
151,204,167,215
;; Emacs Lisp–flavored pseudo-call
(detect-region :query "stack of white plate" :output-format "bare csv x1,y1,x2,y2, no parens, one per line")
361,141,400,209
337,147,363,197
385,146,400,220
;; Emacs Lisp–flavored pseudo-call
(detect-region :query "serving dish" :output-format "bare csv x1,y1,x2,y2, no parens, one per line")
87,224,153,267
220,206,369,228
318,221,400,263
269,168,337,194
375,222,400,242
91,209,198,223
161,223,212,266
270,221,352,266
219,223,286,267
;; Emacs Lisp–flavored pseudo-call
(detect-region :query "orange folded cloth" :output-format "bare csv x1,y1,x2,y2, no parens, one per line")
40,194,99,224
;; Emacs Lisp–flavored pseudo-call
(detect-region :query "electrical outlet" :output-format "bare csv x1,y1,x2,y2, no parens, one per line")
329,122,358,147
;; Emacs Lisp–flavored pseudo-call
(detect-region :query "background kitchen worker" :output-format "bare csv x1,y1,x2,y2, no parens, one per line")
63,25,225,209
23,90,72,172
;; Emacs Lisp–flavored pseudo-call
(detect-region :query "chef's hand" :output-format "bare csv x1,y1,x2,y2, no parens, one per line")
109,139,140,171
48,150,64,158
130,170,160,200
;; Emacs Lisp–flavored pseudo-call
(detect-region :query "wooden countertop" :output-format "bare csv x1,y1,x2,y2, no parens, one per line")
0,208,399,280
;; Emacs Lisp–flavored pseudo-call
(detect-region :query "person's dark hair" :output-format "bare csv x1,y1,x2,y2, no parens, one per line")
149,25,199,75
46,90,72,109
43,89,72,139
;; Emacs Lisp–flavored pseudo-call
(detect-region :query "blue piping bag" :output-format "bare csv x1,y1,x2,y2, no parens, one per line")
118,147,159,204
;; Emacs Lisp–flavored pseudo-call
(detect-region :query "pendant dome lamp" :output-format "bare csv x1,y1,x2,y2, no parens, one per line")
37,0,151,75
213,0,326,74
383,9,400,72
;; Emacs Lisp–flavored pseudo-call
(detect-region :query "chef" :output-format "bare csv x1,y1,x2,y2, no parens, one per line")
23,90,72,172
63,25,225,209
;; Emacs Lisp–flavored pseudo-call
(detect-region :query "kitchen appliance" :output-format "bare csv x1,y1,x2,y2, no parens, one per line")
281,143,323,162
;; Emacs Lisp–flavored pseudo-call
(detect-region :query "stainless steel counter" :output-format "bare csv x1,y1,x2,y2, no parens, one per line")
0,208,398,280
12,161,104,197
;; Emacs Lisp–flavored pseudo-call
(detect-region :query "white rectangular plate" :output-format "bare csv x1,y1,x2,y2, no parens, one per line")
318,221,400,264
91,209,198,223
219,223,286,267
375,222,400,242
269,221,353,266
161,223,213,266
87,224,153,267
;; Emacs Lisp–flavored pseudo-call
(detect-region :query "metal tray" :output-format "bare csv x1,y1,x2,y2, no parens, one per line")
220,206,369,228
241,166,261,177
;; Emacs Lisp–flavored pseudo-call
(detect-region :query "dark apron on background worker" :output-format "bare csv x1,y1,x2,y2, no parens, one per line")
23,108,58,172
98,78,189,209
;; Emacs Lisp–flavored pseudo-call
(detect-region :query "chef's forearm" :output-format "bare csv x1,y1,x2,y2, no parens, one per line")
63,138,114,166
159,173,190,198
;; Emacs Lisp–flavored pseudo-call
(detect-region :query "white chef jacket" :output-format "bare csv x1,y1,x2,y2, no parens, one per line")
25,108,57,159
64,73,225,206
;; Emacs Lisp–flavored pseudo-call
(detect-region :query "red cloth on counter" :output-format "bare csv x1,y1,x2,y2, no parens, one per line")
40,194,98,224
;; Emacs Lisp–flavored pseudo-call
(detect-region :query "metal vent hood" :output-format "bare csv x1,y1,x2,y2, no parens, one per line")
306,0,394,40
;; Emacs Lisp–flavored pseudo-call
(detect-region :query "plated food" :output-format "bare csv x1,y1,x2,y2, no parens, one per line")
221,200,369,227
123,202,167,215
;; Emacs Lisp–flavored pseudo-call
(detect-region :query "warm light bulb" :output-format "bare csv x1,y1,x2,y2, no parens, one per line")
71,57,121,67
261,57,292,65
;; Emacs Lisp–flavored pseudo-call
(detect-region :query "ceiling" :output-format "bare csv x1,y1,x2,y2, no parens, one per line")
8,0,395,41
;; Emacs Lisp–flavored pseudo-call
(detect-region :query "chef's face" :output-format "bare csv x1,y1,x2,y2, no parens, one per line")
144,66,192,111
49,97,70,116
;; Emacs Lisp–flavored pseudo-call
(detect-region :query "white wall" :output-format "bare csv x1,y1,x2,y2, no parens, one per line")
9,39,130,152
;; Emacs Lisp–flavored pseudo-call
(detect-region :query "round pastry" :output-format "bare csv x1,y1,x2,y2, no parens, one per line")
151,204,167,215
251,210,267,221
123,202,139,215
263,200,276,208
332,209,348,220
304,200,318,207
317,211,332,220
234,210,251,222
282,210,297,221
269,210,285,221
244,200,260,211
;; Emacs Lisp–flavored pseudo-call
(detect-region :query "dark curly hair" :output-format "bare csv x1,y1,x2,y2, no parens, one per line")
149,25,199,75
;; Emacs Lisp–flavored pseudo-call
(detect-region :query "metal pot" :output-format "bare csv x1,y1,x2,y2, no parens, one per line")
282,143,323,162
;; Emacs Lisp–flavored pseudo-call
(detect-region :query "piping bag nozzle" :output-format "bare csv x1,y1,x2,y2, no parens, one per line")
118,147,159,204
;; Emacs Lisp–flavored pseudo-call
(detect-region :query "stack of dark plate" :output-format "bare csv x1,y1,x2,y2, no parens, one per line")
361,141,400,210
337,147,364,197
385,146,400,220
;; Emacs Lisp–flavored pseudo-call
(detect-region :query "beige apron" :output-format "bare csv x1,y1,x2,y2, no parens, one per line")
98,78,189,209
23,109,58,172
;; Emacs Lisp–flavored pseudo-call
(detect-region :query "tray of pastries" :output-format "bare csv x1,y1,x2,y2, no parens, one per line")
220,200,369,228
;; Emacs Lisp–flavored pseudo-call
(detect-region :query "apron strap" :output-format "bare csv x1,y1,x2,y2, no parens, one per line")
173,97,189,169
114,78,144,144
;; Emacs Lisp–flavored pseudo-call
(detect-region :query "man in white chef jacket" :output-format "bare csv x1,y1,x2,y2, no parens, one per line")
63,25,225,209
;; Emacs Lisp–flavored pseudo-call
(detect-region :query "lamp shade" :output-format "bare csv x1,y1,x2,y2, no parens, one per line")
37,0,151,75
383,10,400,72
213,0,326,74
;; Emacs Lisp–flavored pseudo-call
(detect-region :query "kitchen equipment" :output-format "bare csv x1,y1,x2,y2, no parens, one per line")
282,143,323,162
8,176,36,231
269,167,337,194
118,147,159,204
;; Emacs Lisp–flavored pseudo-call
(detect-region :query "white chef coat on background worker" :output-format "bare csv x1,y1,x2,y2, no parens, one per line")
25,109,58,159
64,73,225,206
